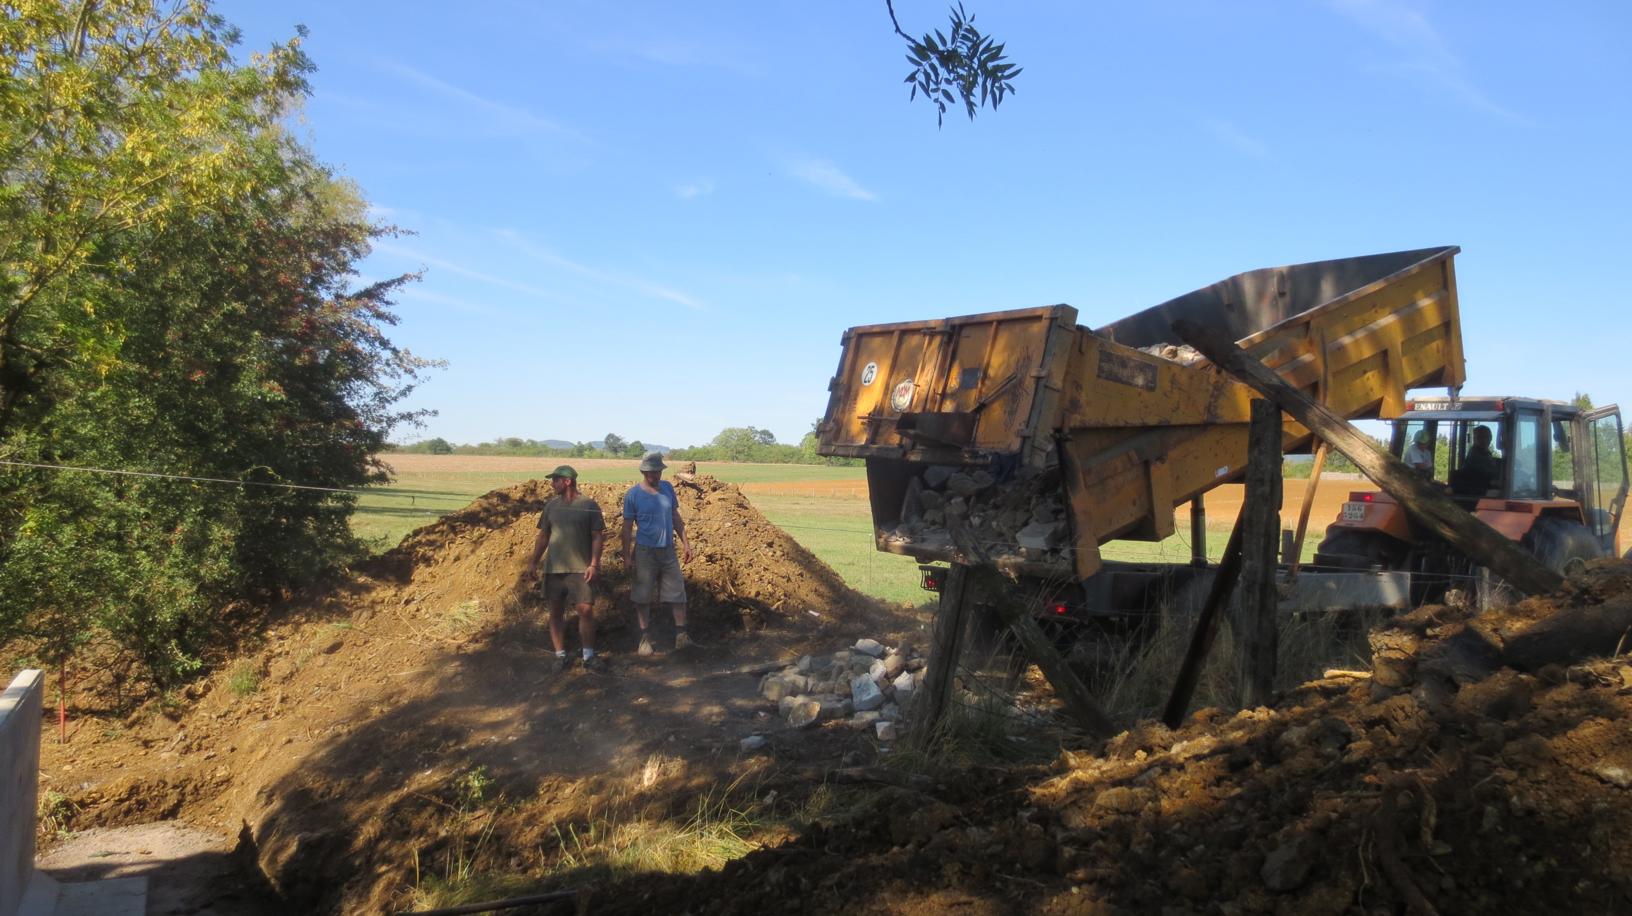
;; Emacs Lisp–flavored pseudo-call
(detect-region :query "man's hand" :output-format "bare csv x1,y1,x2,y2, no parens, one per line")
583,563,598,584
622,549,634,569
681,544,693,564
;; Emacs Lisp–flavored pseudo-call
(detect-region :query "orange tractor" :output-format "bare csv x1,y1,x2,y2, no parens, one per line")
1314,396,1628,599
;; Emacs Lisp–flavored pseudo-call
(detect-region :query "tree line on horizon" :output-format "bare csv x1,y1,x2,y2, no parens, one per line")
394,424,860,466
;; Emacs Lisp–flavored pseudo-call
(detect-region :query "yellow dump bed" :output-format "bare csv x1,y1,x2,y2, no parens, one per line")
818,246,1464,579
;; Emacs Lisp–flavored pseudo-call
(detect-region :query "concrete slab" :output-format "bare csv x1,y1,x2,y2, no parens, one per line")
51,878,145,916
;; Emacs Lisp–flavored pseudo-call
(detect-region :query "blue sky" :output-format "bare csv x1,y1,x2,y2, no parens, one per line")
219,1,1632,449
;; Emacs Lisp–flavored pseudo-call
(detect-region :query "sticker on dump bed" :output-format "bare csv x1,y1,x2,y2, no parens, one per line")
1096,350,1158,391
891,379,916,412
860,362,878,386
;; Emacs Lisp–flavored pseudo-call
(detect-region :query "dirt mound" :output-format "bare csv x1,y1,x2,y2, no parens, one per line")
40,474,901,912
362,475,874,633
595,561,1632,915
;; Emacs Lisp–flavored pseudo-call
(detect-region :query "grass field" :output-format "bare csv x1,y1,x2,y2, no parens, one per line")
356,455,1346,605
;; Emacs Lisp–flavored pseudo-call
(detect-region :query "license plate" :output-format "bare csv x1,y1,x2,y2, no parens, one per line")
1341,502,1367,522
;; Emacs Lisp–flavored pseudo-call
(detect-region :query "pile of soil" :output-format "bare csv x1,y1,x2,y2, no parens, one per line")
596,560,1632,915
38,474,904,912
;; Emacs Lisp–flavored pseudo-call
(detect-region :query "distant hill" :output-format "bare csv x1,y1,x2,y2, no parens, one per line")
543,439,574,449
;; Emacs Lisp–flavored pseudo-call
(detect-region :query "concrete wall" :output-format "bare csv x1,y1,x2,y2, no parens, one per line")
1,670,44,916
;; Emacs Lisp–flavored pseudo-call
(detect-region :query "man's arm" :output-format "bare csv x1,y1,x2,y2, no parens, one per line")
586,529,605,583
526,526,549,581
672,502,692,564
620,516,634,566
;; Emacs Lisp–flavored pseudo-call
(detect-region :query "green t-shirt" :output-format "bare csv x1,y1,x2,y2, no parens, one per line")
538,496,605,574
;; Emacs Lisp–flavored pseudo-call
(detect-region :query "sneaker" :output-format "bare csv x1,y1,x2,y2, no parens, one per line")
674,632,693,650
581,655,608,673
554,654,573,672
637,633,654,656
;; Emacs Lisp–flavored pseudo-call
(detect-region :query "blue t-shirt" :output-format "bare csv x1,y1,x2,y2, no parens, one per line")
623,481,679,548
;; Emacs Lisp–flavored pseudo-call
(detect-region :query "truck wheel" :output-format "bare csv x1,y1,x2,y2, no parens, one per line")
1312,531,1406,571
1522,516,1605,578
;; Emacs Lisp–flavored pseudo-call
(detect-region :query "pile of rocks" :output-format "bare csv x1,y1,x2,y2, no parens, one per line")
745,638,927,746
1138,341,1204,366
882,463,1070,568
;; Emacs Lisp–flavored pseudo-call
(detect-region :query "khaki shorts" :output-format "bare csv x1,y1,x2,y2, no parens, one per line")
632,545,687,605
541,572,592,607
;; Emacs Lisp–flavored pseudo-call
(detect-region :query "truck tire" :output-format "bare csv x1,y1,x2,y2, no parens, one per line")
1522,516,1605,578
1312,530,1407,571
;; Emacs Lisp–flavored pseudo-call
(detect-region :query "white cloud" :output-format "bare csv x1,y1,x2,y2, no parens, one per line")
396,287,503,317
377,60,591,141
372,241,582,307
1330,0,1529,124
675,179,716,200
1203,118,1270,159
786,157,878,202
492,230,706,311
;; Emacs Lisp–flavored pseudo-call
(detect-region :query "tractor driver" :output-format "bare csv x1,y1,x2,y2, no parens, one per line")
1458,425,1502,495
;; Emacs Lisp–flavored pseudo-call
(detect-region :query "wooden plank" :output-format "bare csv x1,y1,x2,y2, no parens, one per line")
1163,517,1246,728
1172,318,1562,598
1237,399,1282,707
913,562,972,745
1284,441,1328,583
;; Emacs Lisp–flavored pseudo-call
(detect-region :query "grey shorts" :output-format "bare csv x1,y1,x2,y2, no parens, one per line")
632,545,687,605
541,572,592,607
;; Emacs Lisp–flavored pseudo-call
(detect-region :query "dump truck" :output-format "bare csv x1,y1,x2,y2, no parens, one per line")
816,246,1466,614
1314,395,1627,602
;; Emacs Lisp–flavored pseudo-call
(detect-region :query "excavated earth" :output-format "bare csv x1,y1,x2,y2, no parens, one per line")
34,472,1632,914
37,475,912,912
596,561,1632,915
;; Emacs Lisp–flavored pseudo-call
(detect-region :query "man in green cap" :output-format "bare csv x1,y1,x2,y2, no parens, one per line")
524,465,605,670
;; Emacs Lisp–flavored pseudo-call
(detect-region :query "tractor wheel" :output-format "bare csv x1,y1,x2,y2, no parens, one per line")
1312,530,1407,571
1522,516,1605,578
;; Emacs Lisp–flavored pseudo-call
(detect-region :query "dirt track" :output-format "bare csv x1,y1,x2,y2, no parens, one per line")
38,475,916,912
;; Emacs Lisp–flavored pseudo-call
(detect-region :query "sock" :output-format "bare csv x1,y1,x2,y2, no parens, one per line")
582,648,595,660
676,625,688,634
554,650,567,659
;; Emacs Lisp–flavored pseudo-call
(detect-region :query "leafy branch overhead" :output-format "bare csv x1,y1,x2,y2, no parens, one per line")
887,1,1021,126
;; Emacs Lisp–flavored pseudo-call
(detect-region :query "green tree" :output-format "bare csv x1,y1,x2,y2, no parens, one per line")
0,1,433,686
602,432,626,454
425,437,453,455
625,439,645,457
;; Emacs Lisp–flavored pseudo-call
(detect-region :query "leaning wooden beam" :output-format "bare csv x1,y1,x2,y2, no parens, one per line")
1162,515,1246,728
948,521,1116,738
1172,318,1563,598
1237,399,1282,708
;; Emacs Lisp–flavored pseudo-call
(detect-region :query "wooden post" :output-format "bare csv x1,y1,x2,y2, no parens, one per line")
946,520,1116,738
1284,442,1329,583
1190,495,1207,566
1171,319,1563,598
913,563,972,745
1162,517,1246,728
1237,399,1281,707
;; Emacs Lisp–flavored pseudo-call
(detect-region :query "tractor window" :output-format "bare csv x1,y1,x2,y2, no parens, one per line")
1398,419,1440,478
1510,410,1543,498
1552,419,1575,496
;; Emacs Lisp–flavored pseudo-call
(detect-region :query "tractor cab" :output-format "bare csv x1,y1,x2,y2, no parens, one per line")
1317,397,1628,588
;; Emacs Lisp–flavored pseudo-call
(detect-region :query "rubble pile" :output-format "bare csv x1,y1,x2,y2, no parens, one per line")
743,638,928,745
1139,341,1205,365
883,463,1071,568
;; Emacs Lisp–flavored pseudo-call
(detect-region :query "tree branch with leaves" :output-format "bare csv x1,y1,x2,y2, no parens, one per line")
886,1,1021,126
